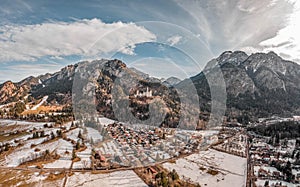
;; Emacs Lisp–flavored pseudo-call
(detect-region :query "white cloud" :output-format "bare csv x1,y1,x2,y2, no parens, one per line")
258,0,300,62
175,0,295,58
0,18,156,62
119,44,136,56
167,35,182,46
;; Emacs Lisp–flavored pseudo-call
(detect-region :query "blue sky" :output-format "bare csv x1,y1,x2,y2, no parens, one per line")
0,0,299,82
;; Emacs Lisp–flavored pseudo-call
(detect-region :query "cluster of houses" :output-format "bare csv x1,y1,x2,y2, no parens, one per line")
250,136,300,185
95,122,203,167
213,133,248,157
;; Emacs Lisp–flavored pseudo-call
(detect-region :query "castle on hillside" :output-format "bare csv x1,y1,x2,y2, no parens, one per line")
134,87,153,98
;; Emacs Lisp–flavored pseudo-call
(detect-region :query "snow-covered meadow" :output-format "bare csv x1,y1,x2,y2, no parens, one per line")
163,148,247,187
66,170,147,187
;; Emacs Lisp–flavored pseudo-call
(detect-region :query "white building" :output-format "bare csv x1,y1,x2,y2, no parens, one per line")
134,87,152,98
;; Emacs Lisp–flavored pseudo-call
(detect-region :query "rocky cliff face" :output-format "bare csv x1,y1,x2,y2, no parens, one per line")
72,59,181,128
242,51,300,90
0,80,32,104
0,64,76,105
190,51,300,122
0,81,19,104
0,59,181,127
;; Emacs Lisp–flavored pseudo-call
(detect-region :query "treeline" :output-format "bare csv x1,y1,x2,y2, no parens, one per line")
0,101,26,118
31,78,73,103
248,121,300,139
270,160,294,182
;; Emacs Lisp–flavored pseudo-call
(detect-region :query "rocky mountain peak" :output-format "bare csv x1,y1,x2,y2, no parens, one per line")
1,52,300,123
18,76,40,88
242,51,288,74
1,81,15,89
217,50,249,66
0,81,20,104
204,50,249,71
189,50,300,121
163,77,181,87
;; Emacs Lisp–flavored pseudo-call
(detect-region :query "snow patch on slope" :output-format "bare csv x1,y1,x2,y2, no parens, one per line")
31,96,48,110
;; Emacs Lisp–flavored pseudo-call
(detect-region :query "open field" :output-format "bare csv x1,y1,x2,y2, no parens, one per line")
163,148,247,187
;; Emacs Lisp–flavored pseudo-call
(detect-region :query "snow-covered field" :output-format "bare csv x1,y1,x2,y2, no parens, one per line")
0,119,53,146
72,143,92,169
66,170,147,187
98,117,115,125
63,121,78,130
163,148,247,187
86,127,103,143
43,139,73,169
98,140,123,156
65,128,81,142
55,139,73,157
44,159,72,169
4,138,66,167
0,119,51,130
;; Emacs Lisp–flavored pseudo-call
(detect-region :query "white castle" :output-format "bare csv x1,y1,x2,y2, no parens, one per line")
134,87,153,98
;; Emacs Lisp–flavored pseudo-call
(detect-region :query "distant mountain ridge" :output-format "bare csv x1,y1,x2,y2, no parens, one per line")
163,77,181,87
188,51,300,123
1,51,300,125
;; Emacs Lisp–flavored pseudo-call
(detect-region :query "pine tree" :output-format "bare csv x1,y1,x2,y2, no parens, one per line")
76,140,81,150
40,130,45,137
50,131,55,140
78,130,82,139
4,144,10,151
72,149,77,160
56,130,62,137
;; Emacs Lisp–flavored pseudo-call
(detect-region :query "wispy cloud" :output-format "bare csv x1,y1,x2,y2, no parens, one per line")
0,0,34,25
1,0,300,83
167,35,182,46
17,0,33,12
175,0,295,58
0,63,62,82
0,18,156,62
257,0,300,62
129,57,198,80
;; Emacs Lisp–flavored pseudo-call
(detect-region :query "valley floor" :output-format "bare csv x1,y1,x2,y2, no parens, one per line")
0,119,249,187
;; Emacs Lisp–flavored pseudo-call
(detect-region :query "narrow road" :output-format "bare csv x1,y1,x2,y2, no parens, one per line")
246,135,254,187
